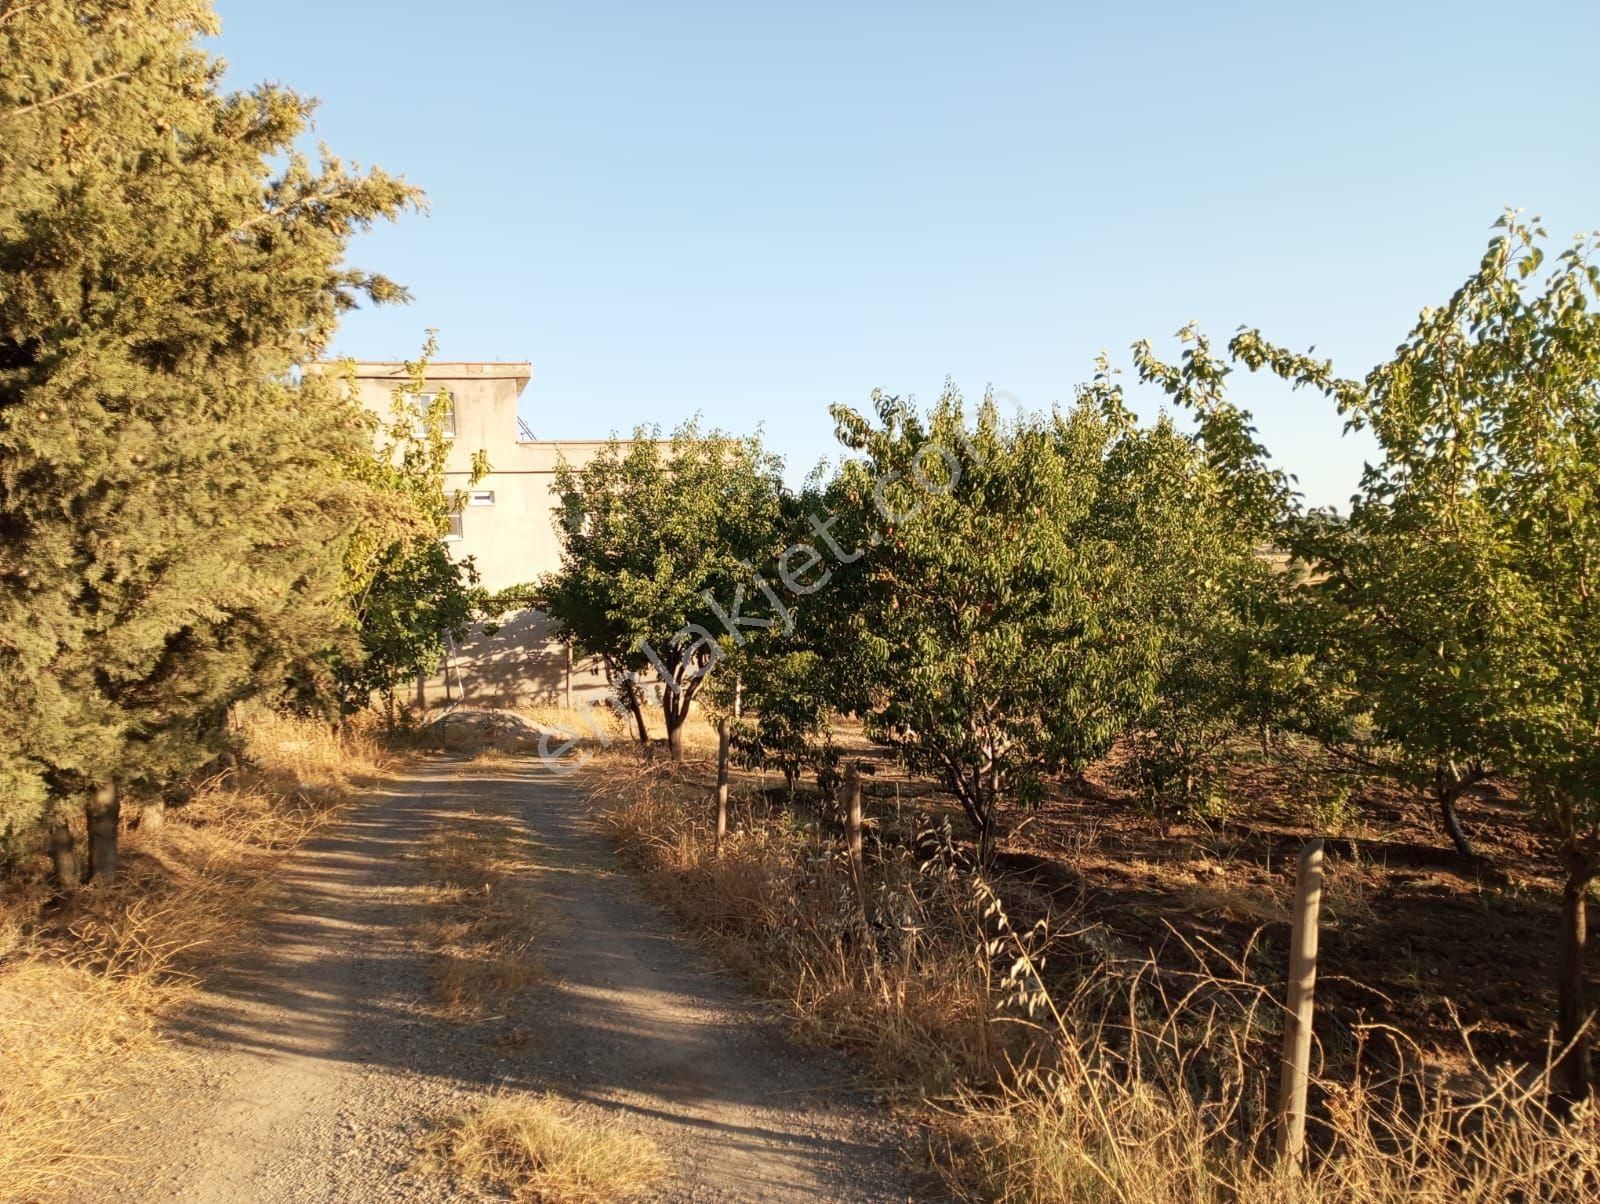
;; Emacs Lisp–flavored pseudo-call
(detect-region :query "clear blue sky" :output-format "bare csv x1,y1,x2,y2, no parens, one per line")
212,1,1600,509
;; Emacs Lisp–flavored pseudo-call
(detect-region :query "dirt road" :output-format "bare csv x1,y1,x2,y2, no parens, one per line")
96,755,920,1202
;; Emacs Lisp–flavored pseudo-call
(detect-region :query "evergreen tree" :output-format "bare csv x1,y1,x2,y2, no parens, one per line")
0,0,417,879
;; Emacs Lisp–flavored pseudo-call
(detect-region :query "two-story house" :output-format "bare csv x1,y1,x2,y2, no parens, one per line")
338,360,618,710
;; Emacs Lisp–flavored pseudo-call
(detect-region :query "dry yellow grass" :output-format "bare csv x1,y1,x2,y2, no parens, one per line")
516,701,631,747
0,705,386,1203
588,745,1600,1204
539,702,721,759
0,960,160,1198
411,799,543,1018
419,1092,667,1203
595,753,1025,1093
945,1022,1600,1203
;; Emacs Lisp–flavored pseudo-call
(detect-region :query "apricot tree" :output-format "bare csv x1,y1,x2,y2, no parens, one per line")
1236,214,1600,1097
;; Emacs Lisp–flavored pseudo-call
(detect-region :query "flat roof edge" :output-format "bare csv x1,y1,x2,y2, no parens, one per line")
307,361,533,382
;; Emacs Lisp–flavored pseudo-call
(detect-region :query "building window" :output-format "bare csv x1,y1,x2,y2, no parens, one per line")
468,489,495,506
412,393,456,439
444,513,464,542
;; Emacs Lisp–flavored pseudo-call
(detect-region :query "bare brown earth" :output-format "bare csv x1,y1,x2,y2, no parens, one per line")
822,722,1586,1094
77,755,922,1202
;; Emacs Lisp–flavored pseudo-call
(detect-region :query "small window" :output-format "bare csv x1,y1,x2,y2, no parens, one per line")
411,393,456,439
468,489,495,506
443,513,464,542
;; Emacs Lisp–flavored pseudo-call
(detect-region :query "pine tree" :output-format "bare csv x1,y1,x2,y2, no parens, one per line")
0,0,418,879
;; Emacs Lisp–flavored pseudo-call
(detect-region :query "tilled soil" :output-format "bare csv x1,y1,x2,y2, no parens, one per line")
83,755,923,1202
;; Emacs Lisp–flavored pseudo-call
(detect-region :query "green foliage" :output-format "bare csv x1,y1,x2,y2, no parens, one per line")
825,384,1225,857
310,337,489,714
1235,213,1600,849
1110,330,1328,815
1234,213,1600,1093
724,648,838,796
542,422,787,757
0,0,417,853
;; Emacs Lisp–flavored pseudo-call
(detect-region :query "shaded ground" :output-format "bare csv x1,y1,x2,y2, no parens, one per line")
79,755,920,1202
1002,764,1563,1081
790,722,1587,1091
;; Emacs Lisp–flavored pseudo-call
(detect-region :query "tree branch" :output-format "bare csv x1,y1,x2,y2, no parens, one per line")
0,0,47,30
1,71,132,124
230,179,369,237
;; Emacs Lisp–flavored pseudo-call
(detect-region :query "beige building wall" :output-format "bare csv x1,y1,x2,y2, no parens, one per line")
335,361,619,710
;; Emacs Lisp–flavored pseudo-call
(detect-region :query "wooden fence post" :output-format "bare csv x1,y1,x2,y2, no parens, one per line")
1276,837,1326,1166
713,715,731,856
844,761,864,907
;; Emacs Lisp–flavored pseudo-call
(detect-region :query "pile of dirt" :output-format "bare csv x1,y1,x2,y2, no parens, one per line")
422,710,565,755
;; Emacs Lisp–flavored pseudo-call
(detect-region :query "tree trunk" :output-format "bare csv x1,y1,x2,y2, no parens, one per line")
1432,764,1481,858
84,783,120,885
665,710,685,762
624,690,648,744
1438,790,1474,858
713,715,731,856
48,812,79,892
974,770,1000,867
948,769,996,868
1556,852,1597,1101
976,816,997,869
138,799,166,832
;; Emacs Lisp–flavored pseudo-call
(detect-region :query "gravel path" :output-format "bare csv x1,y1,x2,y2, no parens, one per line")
90,755,924,1202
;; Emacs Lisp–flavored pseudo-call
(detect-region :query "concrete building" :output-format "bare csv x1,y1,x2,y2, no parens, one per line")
339,361,617,710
